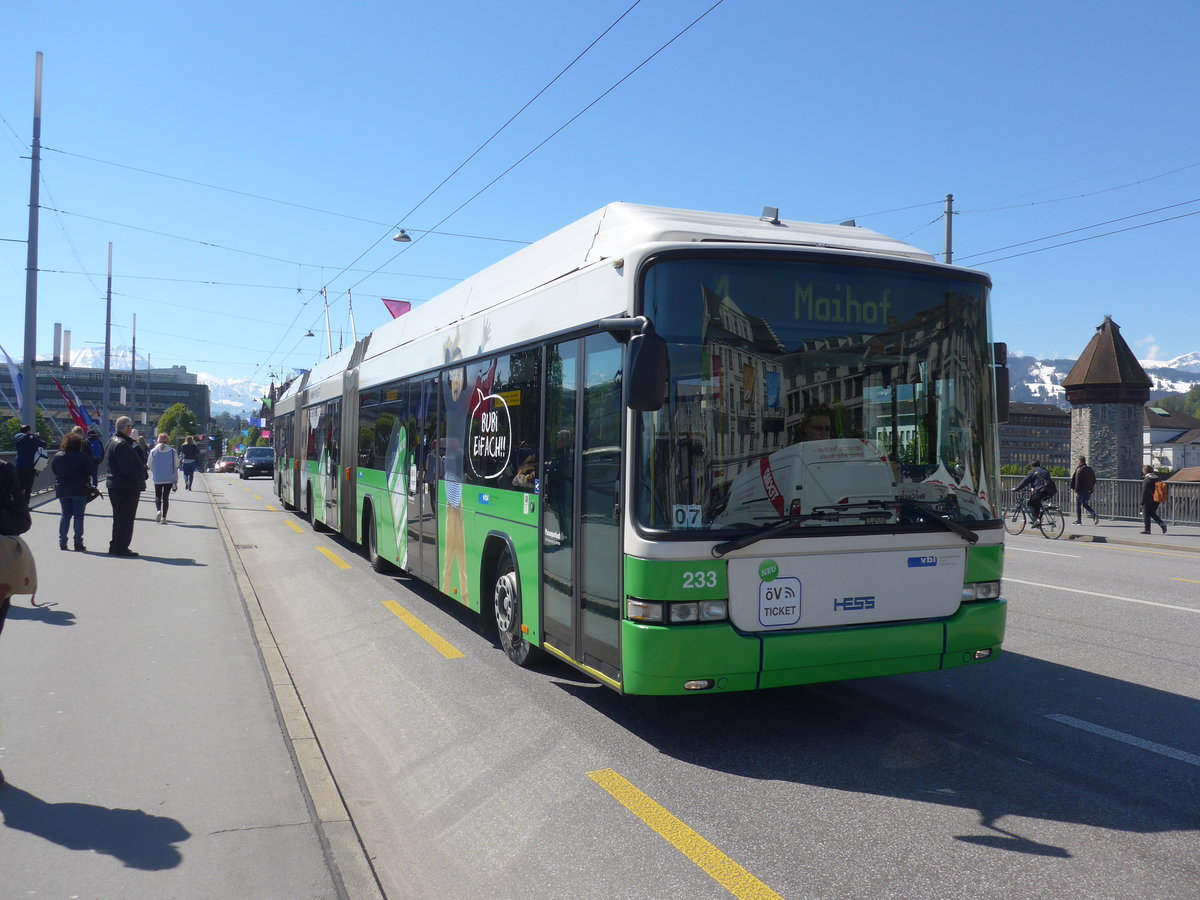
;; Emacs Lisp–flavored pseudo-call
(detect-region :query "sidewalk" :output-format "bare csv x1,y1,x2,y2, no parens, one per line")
1061,514,1200,553
0,476,347,898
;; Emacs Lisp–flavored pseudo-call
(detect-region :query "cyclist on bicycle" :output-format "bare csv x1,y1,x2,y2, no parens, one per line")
1014,460,1056,523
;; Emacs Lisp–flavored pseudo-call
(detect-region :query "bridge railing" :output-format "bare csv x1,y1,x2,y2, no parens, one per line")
1000,475,1200,525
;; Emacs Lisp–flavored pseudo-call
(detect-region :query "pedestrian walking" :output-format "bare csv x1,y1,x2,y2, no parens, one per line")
12,424,46,507
1069,455,1098,524
0,456,36,788
50,431,97,551
148,433,179,524
86,427,104,487
104,416,147,557
1139,464,1167,535
0,456,34,634
134,431,151,465
179,435,201,490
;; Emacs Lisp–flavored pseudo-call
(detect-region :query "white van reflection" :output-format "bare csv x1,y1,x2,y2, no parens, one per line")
712,439,896,528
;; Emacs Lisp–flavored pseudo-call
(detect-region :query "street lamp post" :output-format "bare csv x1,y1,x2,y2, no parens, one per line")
21,52,44,425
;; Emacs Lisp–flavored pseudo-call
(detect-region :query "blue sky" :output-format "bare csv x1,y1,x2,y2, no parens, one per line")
3,0,1199,389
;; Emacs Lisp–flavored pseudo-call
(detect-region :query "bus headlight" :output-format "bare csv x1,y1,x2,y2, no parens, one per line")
669,602,699,624
699,600,728,622
961,581,1001,602
627,599,664,623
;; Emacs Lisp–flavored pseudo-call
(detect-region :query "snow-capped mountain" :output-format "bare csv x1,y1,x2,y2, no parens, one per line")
198,374,270,414
1010,353,1200,407
67,347,267,414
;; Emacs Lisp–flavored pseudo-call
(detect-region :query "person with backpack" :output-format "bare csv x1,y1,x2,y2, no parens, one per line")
1014,459,1056,525
1140,465,1167,534
1069,456,1099,525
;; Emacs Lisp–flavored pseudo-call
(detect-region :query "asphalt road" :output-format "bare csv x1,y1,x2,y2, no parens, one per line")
3,474,1196,899
216,479,1200,899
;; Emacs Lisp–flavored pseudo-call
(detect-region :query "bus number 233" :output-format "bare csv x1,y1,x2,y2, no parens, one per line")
682,570,718,589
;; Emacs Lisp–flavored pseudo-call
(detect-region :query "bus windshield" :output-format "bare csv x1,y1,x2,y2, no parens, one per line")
635,253,999,535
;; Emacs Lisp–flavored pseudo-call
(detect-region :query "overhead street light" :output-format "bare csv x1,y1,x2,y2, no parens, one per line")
392,230,412,243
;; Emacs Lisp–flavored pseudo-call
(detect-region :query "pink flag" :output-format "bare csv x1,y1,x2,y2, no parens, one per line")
382,298,412,318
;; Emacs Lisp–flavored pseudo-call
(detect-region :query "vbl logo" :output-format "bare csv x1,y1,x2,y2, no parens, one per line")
834,596,876,611
908,556,938,568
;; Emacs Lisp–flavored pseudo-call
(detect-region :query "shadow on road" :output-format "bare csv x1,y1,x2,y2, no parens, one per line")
556,651,1200,857
0,783,190,870
4,602,76,626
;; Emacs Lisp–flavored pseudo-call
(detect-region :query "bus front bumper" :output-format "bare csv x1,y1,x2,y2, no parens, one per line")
619,599,1006,696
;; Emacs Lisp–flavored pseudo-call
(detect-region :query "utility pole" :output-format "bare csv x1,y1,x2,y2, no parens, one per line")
944,193,954,265
102,243,113,432
21,51,43,424
131,312,137,426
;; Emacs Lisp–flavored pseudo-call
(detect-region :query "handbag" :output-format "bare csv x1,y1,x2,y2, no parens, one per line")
86,485,102,504
33,447,50,473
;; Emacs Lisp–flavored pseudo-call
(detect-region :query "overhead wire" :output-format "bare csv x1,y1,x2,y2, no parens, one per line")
271,0,651,370
955,198,1200,262
967,208,1200,266
329,0,729,315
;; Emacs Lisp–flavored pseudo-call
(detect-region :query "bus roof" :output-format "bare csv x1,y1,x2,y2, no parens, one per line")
359,202,936,365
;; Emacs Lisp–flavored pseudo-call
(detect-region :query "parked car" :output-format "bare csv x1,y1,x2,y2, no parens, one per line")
238,446,275,480
214,456,238,473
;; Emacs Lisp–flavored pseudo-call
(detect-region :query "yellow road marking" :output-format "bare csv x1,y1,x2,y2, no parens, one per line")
587,768,784,900
317,546,352,569
285,520,303,533
381,600,464,659
1172,578,1200,584
265,504,277,512
252,494,263,501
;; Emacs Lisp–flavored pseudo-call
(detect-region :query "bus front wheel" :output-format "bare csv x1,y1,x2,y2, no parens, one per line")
493,551,541,668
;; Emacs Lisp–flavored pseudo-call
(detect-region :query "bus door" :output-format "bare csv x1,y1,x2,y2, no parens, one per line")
340,370,360,539
541,334,623,685
322,398,341,526
406,377,440,584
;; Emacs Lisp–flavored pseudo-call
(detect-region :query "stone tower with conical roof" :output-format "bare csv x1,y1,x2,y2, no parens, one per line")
1062,316,1151,479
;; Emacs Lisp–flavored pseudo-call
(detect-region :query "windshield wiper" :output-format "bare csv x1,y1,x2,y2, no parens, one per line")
889,498,979,544
710,510,843,558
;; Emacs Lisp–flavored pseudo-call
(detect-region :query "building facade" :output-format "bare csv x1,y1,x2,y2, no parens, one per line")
999,401,1071,470
0,362,210,433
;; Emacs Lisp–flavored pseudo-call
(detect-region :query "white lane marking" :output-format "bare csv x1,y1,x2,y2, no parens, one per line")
1006,578,1200,614
1006,545,1081,558
1046,714,1200,768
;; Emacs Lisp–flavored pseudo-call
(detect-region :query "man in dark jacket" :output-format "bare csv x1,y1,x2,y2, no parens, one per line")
1014,459,1054,524
104,416,147,557
13,423,46,507
1140,465,1167,535
1068,456,1098,525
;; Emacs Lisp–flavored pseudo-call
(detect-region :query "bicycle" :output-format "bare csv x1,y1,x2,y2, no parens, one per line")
1003,492,1065,539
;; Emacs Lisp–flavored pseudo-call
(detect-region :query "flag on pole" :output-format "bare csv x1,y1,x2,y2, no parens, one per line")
68,384,96,427
52,377,87,429
382,298,412,318
0,345,23,413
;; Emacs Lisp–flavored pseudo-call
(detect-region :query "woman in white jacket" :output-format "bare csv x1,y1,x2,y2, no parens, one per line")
147,433,179,524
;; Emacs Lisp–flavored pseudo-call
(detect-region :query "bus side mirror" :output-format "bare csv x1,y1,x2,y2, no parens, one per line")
627,332,668,412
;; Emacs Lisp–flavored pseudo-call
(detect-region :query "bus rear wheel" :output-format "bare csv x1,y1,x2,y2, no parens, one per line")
363,510,392,573
493,551,541,668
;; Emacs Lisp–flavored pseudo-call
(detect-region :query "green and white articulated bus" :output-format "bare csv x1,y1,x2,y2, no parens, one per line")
274,203,1009,696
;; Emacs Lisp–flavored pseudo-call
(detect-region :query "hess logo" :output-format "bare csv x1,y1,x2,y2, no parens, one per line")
833,596,876,611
